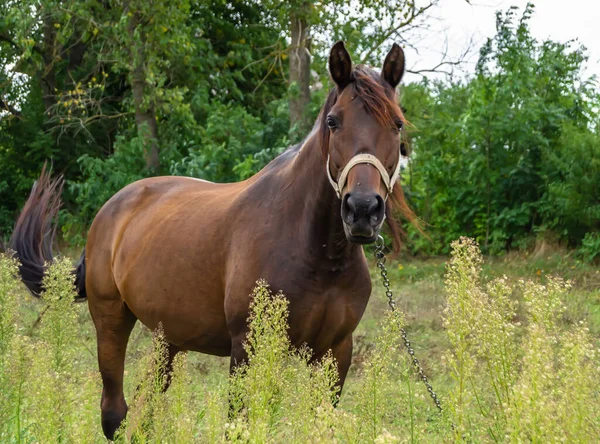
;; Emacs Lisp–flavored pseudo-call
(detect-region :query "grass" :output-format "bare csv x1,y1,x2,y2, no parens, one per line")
1,240,599,442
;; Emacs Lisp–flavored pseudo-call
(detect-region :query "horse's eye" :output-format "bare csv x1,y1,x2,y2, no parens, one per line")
326,116,338,130
395,120,404,132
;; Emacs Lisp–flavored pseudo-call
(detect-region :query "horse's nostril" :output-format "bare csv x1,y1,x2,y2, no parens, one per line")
342,194,355,223
367,197,380,214
346,195,358,214
369,195,385,224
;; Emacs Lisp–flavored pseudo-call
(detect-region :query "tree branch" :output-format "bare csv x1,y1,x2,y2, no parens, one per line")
0,31,44,56
407,34,476,77
0,96,21,117
360,0,439,64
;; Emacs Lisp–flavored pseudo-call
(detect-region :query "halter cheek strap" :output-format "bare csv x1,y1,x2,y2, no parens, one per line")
326,152,402,200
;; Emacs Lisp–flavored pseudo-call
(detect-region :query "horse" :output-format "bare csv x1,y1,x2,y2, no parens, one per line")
10,41,415,440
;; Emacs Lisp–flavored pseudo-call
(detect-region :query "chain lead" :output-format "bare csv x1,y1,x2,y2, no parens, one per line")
374,235,448,419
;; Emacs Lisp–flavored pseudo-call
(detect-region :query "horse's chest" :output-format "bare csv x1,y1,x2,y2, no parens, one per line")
270,261,372,353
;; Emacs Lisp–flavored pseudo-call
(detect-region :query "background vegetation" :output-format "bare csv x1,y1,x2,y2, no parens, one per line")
1,1,597,259
403,6,600,256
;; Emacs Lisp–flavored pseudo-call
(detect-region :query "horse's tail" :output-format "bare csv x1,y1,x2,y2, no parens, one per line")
9,165,87,300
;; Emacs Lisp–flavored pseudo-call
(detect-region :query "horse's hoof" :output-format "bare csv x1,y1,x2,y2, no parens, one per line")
101,410,125,441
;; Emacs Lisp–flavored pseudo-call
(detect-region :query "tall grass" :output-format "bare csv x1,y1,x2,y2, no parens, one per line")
0,240,598,442
0,254,101,443
0,253,23,441
443,238,600,442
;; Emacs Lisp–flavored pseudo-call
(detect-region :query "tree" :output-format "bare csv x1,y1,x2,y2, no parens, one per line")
289,1,312,135
0,0,290,234
404,3,600,253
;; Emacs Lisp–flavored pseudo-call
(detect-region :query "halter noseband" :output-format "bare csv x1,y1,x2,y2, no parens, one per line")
326,152,402,200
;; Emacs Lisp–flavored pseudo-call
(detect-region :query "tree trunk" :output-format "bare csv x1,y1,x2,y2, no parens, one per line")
289,4,312,136
39,16,58,112
131,75,160,171
127,6,159,171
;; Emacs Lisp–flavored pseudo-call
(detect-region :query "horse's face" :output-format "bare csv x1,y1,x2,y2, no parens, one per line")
326,42,406,244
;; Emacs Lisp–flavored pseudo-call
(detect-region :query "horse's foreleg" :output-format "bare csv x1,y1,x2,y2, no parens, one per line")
229,333,249,375
331,335,353,405
91,299,137,440
162,343,183,392
227,334,249,420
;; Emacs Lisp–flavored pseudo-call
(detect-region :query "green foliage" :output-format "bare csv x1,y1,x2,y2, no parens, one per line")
404,4,600,254
170,102,289,182
350,310,422,442
0,254,21,440
227,280,340,442
62,135,149,244
578,232,600,264
0,254,20,362
118,325,197,442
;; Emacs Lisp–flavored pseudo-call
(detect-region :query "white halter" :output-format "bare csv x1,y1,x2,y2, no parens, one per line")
326,152,402,200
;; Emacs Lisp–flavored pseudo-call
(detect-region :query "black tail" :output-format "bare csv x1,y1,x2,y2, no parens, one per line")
9,165,86,300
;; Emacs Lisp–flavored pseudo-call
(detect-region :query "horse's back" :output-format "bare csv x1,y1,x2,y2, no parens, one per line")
87,175,234,267
85,176,242,354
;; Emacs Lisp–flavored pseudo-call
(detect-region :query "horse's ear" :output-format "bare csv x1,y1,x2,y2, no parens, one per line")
381,43,405,89
329,41,353,88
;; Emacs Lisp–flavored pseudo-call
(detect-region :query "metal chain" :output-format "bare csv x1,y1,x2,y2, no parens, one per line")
374,235,446,416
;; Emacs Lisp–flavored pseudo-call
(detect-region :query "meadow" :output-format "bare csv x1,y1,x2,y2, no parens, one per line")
0,238,598,443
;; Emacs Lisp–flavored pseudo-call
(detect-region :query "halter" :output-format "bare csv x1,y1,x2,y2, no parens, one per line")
326,152,402,200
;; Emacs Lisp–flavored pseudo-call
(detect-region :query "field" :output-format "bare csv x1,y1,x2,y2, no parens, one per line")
1,239,599,443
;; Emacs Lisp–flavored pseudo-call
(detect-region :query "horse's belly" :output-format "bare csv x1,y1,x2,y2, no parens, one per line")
113,232,232,355
123,284,231,355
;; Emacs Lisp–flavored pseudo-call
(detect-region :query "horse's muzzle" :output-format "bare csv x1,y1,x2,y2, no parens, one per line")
341,191,385,244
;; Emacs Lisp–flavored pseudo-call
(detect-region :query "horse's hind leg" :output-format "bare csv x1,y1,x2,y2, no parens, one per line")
89,296,137,440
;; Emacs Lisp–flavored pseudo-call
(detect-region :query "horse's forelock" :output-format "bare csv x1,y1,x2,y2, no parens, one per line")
352,66,406,129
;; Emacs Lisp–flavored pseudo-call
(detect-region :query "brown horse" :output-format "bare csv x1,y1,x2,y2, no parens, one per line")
10,41,414,440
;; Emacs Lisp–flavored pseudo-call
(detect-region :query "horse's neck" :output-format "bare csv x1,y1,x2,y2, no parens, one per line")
277,133,358,262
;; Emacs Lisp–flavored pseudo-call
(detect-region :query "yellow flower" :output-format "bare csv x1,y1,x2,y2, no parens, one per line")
397,264,404,270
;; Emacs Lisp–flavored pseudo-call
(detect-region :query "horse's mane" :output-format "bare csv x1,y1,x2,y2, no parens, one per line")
317,65,418,255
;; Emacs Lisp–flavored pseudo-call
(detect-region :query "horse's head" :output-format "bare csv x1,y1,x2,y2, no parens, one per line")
323,41,407,245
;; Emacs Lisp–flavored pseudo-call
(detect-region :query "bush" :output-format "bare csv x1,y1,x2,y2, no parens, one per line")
404,4,600,255
578,232,600,264
63,135,149,245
